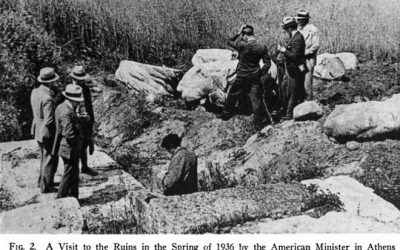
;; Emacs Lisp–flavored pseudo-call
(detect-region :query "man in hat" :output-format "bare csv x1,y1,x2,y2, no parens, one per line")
70,65,97,176
161,134,198,196
52,84,84,199
296,9,319,101
220,24,271,130
277,16,308,120
31,67,60,193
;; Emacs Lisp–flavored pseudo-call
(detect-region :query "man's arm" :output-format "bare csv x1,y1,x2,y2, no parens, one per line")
284,37,305,62
261,45,271,75
162,151,185,194
305,28,319,56
42,98,55,140
60,113,77,147
227,33,244,51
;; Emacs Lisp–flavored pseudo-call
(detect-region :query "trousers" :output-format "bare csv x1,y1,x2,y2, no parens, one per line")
285,72,306,118
57,156,80,199
224,74,262,127
37,141,58,192
304,58,315,101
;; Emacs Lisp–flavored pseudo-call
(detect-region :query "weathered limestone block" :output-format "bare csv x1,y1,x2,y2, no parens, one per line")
293,101,324,121
232,212,400,233
115,60,182,96
0,197,82,234
323,94,400,140
136,183,331,234
302,176,400,222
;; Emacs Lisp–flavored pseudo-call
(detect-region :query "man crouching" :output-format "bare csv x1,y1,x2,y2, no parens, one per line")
161,134,198,196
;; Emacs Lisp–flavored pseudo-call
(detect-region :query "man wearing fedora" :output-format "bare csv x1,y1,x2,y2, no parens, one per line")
220,24,271,130
52,84,84,199
277,16,308,120
296,9,319,101
31,67,60,193
70,65,97,176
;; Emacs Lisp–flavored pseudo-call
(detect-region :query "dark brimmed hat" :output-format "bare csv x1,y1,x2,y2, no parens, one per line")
161,134,182,149
70,65,89,81
296,9,311,19
62,84,84,102
281,16,297,29
37,67,60,83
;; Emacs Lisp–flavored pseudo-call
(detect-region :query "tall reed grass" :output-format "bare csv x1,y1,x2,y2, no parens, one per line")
22,0,400,68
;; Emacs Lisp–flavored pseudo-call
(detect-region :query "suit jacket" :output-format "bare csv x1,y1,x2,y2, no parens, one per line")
75,82,94,142
284,31,308,78
52,101,82,159
162,147,198,196
30,85,55,143
228,34,271,79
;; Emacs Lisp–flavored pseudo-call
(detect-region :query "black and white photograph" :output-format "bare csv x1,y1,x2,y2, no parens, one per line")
1,0,400,237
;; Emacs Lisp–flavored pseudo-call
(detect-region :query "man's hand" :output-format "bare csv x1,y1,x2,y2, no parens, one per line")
238,24,247,35
277,44,286,53
89,142,95,155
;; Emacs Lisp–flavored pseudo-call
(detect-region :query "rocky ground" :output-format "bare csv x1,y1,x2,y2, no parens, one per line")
1,61,400,233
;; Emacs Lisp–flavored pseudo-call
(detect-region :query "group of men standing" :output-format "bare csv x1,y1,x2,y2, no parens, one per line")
30,65,97,199
220,9,319,129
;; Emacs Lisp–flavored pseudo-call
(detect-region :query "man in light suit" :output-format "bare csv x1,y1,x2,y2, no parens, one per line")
31,67,60,193
52,84,84,199
296,9,319,101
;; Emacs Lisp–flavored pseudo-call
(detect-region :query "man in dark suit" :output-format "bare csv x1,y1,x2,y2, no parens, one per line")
161,134,198,196
31,67,60,193
220,24,271,130
52,84,84,199
277,16,308,120
70,65,97,176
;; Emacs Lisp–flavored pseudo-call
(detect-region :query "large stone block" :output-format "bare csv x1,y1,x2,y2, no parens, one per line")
136,183,332,234
323,94,400,140
232,212,400,233
302,176,400,222
0,197,83,234
293,101,324,121
115,60,182,96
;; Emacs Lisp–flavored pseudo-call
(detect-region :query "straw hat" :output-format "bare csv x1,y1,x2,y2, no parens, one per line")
62,84,84,102
281,16,297,29
70,65,89,81
296,9,311,19
37,67,60,83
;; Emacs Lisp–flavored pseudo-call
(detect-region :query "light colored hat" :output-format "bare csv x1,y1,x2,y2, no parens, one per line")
62,84,84,102
281,16,297,29
37,67,60,83
296,9,311,19
70,65,89,81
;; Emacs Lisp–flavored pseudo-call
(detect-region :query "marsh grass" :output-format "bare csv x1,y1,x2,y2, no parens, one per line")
23,0,400,69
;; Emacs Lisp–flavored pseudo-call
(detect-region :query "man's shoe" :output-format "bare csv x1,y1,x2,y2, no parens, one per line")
281,116,293,121
217,112,234,121
81,167,99,176
41,186,58,193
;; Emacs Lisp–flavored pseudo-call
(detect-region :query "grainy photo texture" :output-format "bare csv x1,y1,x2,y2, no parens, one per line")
1,0,400,234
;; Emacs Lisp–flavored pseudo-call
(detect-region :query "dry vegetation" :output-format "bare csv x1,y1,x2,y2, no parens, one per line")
24,0,400,69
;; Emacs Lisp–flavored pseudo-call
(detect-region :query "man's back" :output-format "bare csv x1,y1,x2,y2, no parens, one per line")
162,147,198,196
232,40,270,78
30,85,54,142
298,23,319,59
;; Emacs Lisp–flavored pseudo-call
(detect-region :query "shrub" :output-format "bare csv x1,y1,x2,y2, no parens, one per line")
0,101,21,142
0,5,60,139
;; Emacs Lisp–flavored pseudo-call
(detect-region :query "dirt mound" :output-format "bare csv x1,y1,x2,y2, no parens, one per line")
315,62,400,108
93,84,255,188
